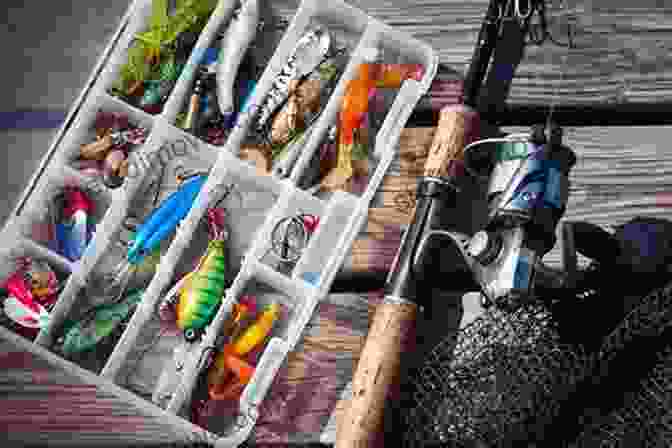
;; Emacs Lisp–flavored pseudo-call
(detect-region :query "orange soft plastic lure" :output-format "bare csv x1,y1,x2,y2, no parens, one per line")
206,302,280,401
321,63,424,190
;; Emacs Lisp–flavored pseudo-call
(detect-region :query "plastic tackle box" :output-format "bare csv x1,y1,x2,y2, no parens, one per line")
0,0,437,445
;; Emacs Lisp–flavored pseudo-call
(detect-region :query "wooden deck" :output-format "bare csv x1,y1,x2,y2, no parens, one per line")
2,0,672,446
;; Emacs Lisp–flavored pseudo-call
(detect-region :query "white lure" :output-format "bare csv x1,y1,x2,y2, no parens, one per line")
216,0,260,123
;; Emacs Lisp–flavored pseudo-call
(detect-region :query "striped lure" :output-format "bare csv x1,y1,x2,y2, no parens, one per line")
176,208,229,341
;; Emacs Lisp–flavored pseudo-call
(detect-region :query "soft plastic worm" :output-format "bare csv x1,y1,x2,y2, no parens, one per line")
216,0,260,125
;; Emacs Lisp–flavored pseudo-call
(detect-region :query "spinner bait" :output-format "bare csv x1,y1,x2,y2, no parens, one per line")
59,289,144,356
255,27,331,133
216,0,260,125
175,207,229,342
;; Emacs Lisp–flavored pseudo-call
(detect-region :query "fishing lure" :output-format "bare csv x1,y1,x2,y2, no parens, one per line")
115,0,216,98
320,64,378,191
207,301,279,400
216,0,260,126
364,63,425,88
3,295,49,329
1,258,60,329
173,207,229,342
80,126,149,161
266,213,320,276
24,259,59,301
227,301,279,355
127,174,207,265
319,63,426,191
184,76,208,133
3,270,45,327
97,172,207,313
255,27,331,133
139,56,184,112
59,289,144,356
135,0,219,65
55,188,94,262
208,351,256,401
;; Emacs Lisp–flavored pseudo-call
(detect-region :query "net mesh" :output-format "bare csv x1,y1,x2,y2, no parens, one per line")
402,279,672,447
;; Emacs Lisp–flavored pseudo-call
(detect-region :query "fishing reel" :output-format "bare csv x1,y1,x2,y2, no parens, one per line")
414,122,580,312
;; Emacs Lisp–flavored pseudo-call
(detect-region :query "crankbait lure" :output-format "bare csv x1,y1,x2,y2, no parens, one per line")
127,174,207,265
216,0,260,126
174,207,229,342
59,289,144,356
255,27,331,133
99,173,207,313
55,188,94,262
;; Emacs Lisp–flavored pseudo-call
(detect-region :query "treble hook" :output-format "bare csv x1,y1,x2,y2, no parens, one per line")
513,0,534,21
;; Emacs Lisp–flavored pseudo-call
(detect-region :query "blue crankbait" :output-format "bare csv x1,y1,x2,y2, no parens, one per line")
127,174,207,265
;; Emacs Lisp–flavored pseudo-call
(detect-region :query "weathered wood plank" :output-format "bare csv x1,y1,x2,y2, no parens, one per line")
268,0,672,105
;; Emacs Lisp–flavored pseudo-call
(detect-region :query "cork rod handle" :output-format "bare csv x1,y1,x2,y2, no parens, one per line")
335,103,481,448
424,104,480,178
336,300,418,448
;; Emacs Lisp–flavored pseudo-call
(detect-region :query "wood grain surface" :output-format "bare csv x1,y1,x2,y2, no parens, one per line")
3,0,672,447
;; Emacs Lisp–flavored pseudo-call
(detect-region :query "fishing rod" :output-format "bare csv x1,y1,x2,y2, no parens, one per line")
335,1,523,446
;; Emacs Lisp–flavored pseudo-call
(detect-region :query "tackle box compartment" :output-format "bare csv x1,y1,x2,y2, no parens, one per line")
0,0,437,445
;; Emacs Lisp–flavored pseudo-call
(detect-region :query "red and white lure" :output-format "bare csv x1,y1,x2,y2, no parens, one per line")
2,257,59,329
